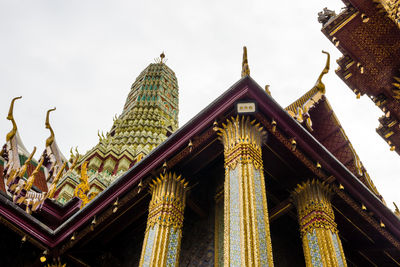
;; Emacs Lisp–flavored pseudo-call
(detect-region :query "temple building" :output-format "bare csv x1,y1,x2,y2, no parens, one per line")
1,45,400,267
319,0,400,155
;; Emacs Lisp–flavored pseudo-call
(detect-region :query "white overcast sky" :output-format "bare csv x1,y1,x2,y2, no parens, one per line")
1,0,399,211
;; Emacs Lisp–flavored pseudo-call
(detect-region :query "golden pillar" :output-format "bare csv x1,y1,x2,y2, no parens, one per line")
139,173,188,267
291,180,347,267
217,116,274,267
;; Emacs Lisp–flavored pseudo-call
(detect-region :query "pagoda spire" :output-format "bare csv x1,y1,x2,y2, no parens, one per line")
56,55,180,205
241,46,250,78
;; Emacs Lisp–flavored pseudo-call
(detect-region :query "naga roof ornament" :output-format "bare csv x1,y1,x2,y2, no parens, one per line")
315,50,330,94
285,51,384,202
286,50,330,130
42,107,67,183
74,161,93,208
6,96,22,142
2,96,33,187
45,107,56,147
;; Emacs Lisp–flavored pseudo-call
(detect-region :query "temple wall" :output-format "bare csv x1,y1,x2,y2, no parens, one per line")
270,215,306,267
179,208,215,266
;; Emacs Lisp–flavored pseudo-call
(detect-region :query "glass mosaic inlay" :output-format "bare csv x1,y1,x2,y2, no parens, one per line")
307,229,323,267
253,167,269,266
229,167,242,266
166,229,180,267
332,231,345,267
143,224,158,266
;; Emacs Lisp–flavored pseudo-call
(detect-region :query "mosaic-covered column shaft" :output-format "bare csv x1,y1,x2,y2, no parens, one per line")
291,180,347,267
139,172,188,267
217,116,274,267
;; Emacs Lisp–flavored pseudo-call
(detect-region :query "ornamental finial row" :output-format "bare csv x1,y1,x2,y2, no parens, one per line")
5,97,57,146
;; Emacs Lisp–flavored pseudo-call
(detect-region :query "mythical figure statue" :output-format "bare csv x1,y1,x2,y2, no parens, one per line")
318,8,337,25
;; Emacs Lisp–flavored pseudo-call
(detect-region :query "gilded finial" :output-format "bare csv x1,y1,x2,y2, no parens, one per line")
265,85,271,95
6,96,22,142
69,147,75,163
137,179,143,193
113,198,119,213
188,139,193,152
271,119,277,132
45,107,56,147
69,153,79,170
394,202,400,216
315,50,330,93
291,138,297,151
160,52,165,63
241,46,250,78
213,120,219,132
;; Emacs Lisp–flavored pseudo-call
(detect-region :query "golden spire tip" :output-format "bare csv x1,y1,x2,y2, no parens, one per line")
241,46,250,78
160,52,165,63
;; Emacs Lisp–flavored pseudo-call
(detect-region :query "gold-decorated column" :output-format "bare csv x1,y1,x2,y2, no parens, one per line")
291,180,347,267
139,172,188,267
217,116,274,267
